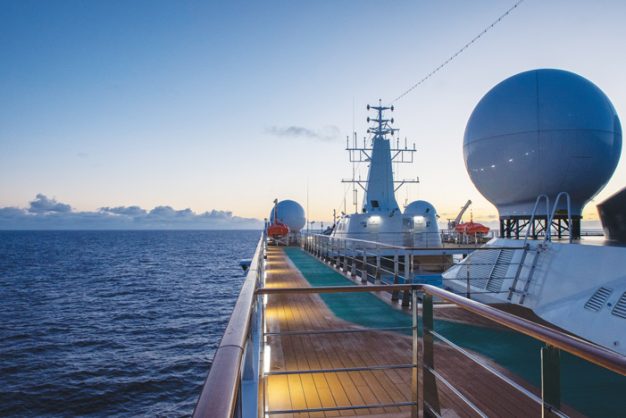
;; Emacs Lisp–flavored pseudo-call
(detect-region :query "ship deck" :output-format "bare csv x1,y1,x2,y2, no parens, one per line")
262,246,583,418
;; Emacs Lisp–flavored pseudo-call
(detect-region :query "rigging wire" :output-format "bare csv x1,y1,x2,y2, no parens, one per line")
393,0,526,102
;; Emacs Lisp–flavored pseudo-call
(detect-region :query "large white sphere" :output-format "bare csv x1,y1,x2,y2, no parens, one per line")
269,200,306,231
464,69,621,217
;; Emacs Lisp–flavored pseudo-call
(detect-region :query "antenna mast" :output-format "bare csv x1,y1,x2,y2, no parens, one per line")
342,101,419,213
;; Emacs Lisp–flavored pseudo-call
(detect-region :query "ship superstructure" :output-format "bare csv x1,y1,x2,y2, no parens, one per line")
333,102,441,248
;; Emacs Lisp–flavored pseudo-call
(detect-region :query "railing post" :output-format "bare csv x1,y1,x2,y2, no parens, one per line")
466,260,471,299
347,245,352,275
422,293,440,417
340,239,345,271
375,252,381,284
344,239,348,272
325,237,329,262
392,251,400,302
326,237,330,262
350,249,357,277
258,293,267,418
317,236,320,257
361,249,368,283
402,252,412,307
316,236,320,257
411,289,419,418
541,344,561,418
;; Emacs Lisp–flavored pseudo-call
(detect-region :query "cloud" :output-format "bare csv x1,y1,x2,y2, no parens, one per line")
0,207,26,218
0,194,262,230
148,206,194,218
100,206,147,216
28,194,72,214
202,209,233,219
266,125,341,142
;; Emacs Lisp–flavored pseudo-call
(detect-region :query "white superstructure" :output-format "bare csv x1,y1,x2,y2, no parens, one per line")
331,103,441,248
444,237,626,355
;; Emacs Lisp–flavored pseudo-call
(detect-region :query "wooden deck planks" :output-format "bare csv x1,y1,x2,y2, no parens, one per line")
262,246,581,418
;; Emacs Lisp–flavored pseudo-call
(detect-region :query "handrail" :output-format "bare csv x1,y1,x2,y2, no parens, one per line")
523,194,551,244
549,192,573,243
423,284,626,375
196,235,626,417
256,284,626,376
304,232,524,251
192,236,264,418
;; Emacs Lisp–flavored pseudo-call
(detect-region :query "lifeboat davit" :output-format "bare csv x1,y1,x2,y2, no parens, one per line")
268,222,289,238
455,221,490,235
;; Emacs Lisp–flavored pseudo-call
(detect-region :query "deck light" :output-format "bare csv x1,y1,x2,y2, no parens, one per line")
263,345,271,374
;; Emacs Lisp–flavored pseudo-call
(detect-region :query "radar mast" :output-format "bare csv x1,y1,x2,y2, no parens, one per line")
342,100,419,214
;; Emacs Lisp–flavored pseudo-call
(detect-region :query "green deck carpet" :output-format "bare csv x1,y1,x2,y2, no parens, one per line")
284,247,626,417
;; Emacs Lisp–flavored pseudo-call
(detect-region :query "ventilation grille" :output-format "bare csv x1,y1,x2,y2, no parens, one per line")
455,249,501,290
611,292,626,319
584,287,613,312
486,249,515,293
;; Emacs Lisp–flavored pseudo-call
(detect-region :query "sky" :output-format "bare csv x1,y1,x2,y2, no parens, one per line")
1,0,626,228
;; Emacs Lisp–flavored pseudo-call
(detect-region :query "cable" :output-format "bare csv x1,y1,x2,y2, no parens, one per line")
393,0,526,102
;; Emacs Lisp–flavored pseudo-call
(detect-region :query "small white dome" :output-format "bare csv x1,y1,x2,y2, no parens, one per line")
403,200,441,247
404,200,437,217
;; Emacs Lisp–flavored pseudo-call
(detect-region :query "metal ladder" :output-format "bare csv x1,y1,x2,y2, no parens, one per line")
507,247,541,304
507,192,573,303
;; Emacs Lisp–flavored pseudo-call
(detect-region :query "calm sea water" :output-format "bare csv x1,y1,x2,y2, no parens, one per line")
0,230,260,417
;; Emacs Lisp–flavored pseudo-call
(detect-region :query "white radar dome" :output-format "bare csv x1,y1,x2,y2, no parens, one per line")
404,200,437,218
464,69,622,217
269,200,306,231
404,200,441,247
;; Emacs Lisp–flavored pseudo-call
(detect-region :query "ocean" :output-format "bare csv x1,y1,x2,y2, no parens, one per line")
0,230,260,417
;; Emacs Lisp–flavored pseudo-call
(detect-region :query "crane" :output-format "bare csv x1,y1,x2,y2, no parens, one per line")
448,200,472,230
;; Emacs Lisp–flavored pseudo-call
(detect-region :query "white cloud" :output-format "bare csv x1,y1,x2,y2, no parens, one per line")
28,194,72,214
266,125,341,142
0,194,262,230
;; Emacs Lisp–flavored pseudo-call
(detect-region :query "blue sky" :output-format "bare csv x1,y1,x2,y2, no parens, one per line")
1,0,626,228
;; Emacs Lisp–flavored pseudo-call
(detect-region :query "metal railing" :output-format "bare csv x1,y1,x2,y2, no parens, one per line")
193,234,266,418
255,284,626,418
299,235,626,417
193,232,626,418
303,232,532,300
310,229,494,248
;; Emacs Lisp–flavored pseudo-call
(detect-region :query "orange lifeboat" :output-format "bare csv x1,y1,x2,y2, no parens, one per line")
455,221,490,235
268,222,289,238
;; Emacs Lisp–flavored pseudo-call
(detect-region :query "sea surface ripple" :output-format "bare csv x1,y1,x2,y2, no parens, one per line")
0,230,259,417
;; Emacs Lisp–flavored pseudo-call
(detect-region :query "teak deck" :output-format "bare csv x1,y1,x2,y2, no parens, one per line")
262,247,581,418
